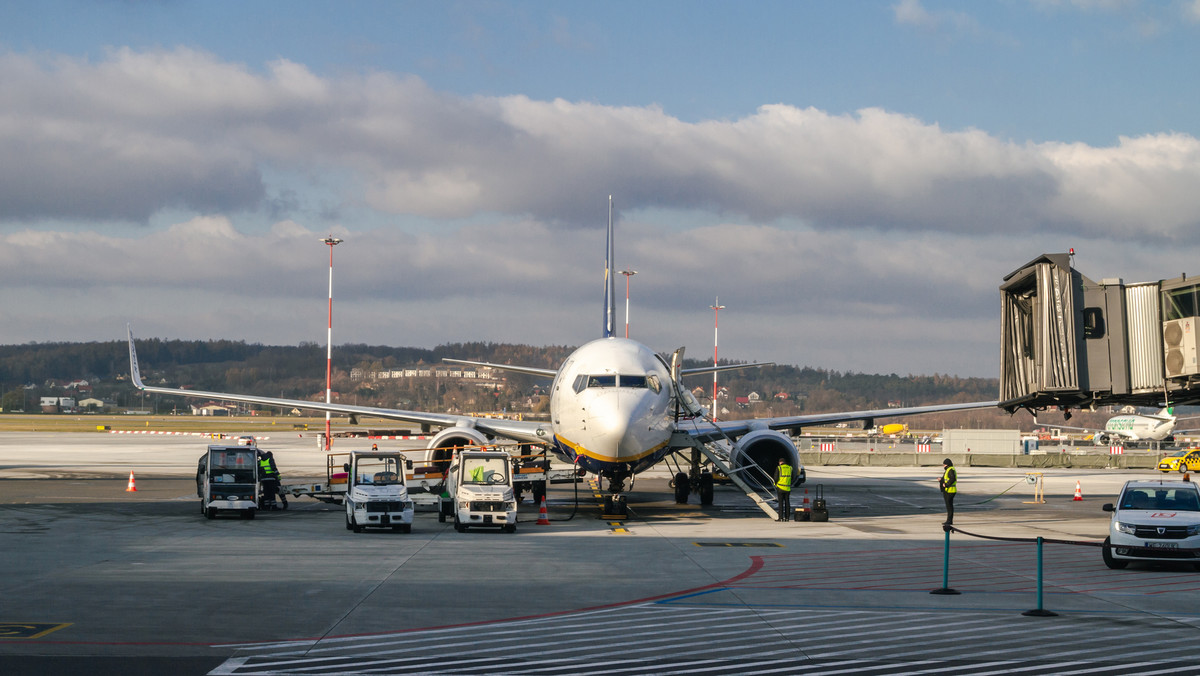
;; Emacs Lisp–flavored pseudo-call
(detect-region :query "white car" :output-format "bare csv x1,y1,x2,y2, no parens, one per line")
1103,479,1200,570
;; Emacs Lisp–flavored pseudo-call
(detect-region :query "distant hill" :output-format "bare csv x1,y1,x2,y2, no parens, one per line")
0,339,1023,429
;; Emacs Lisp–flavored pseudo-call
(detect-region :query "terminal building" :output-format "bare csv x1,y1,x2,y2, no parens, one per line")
1000,253,1200,415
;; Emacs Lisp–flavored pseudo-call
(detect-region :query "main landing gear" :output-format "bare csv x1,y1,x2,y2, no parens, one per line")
669,448,716,506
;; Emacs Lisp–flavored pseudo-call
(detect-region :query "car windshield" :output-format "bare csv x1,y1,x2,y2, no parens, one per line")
355,456,403,486
1120,487,1200,511
462,456,509,485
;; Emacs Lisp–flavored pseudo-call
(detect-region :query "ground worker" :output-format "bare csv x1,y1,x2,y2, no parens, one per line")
939,457,956,525
258,450,287,510
775,458,794,522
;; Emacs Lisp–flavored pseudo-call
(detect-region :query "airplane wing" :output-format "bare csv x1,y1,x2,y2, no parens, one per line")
680,362,775,376
441,358,557,378
127,326,546,444
677,400,999,444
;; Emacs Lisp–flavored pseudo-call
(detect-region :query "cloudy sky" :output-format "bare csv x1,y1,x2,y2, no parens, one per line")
2,0,1199,378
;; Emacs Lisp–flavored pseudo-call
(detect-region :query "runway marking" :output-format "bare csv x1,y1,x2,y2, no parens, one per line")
210,605,1200,675
694,542,783,547
0,622,71,639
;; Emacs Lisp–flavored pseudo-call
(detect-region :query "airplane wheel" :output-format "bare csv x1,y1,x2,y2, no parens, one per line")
1102,537,1127,569
699,472,714,506
674,472,689,504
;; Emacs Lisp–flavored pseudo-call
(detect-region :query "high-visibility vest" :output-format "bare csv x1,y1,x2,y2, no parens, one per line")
775,464,793,492
942,466,956,493
259,457,279,478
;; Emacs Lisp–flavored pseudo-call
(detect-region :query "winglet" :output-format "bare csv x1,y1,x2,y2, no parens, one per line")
127,324,146,390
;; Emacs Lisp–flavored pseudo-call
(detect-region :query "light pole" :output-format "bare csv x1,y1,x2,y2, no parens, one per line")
710,298,724,422
322,236,343,451
620,269,637,338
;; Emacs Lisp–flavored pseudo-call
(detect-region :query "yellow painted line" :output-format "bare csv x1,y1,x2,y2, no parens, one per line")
0,623,72,639
612,528,629,534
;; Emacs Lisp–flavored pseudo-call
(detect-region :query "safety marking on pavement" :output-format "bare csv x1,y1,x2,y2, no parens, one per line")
209,602,1200,675
694,542,783,547
0,622,71,639
726,541,1200,595
611,527,629,534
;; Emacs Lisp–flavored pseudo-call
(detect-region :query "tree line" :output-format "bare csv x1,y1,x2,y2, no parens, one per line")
0,339,1007,427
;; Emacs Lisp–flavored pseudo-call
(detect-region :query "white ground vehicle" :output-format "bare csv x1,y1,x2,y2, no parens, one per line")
439,449,518,533
196,445,261,520
344,451,416,533
1102,479,1200,569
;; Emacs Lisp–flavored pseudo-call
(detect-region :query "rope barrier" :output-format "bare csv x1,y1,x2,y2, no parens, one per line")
937,524,1200,616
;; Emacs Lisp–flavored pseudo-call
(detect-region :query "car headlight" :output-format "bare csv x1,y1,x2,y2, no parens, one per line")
1187,524,1200,537
1114,521,1136,535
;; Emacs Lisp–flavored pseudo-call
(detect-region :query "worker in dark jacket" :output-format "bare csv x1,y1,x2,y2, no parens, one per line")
774,458,794,522
939,457,957,525
258,450,287,510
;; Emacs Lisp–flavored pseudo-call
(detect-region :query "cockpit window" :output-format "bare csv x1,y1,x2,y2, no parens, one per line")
647,374,661,393
574,373,661,391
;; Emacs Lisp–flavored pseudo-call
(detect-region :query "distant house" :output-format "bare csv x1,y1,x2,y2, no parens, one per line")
191,403,235,416
78,397,110,412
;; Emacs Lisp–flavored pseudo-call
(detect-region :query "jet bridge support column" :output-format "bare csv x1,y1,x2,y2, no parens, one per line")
671,432,779,520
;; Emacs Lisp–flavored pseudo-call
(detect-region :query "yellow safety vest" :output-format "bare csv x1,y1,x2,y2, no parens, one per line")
942,466,956,493
775,464,793,492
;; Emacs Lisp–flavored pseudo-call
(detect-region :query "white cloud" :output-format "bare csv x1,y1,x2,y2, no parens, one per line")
3,47,1200,377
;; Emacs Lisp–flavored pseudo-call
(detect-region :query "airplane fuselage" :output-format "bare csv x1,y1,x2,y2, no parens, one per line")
1104,414,1174,442
547,337,676,480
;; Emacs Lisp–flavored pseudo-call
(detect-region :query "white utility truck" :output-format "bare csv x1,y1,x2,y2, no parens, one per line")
439,448,518,533
344,450,416,533
196,445,261,520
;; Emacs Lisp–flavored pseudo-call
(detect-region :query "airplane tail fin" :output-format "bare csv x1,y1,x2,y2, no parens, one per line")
602,195,615,338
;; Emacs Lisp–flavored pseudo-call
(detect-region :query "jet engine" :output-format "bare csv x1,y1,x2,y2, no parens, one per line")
426,427,492,472
729,429,805,492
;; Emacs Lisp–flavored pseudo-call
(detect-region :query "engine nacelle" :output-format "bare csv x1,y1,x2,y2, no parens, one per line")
427,427,492,473
729,429,805,492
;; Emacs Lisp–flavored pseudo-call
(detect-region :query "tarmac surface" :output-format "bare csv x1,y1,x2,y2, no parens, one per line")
3,430,1200,675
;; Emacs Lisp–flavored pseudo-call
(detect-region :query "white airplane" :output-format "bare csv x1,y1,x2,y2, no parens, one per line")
128,198,997,517
1050,408,1200,446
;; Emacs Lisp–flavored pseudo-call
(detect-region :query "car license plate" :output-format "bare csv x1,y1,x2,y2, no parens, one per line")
1147,542,1179,549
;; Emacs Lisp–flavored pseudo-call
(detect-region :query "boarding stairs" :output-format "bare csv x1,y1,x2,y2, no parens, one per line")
670,431,779,520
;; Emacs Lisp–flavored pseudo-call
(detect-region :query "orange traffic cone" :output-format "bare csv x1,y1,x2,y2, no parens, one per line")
126,471,138,492
536,497,550,525
1073,481,1083,501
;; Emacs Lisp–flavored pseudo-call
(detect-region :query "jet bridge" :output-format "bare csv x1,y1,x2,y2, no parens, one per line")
1000,253,1200,414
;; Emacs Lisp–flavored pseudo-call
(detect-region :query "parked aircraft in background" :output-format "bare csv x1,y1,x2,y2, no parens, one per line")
1051,408,1200,446
129,197,997,518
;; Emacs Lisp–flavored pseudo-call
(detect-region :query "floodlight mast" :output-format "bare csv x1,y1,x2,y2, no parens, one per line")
322,236,343,451
711,298,725,422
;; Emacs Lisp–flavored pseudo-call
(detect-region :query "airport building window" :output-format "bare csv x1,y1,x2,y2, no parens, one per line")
1164,284,1200,321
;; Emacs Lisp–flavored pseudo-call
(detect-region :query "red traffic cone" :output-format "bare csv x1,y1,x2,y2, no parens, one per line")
1073,481,1083,501
126,471,138,492
536,497,550,525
